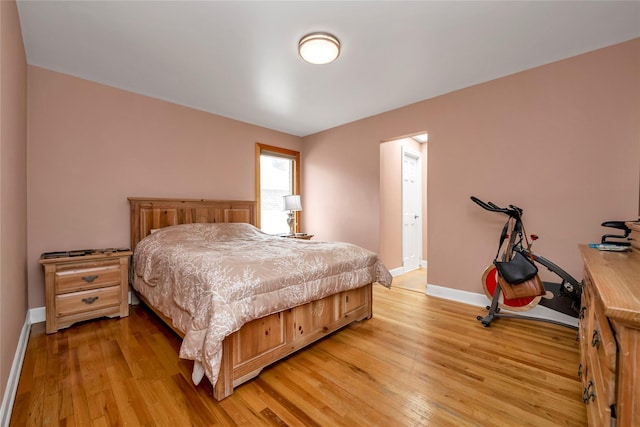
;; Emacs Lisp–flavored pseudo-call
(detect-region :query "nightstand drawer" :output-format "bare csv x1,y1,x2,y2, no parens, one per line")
55,260,122,294
56,285,121,317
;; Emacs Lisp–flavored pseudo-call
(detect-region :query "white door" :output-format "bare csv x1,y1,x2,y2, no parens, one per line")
402,148,422,271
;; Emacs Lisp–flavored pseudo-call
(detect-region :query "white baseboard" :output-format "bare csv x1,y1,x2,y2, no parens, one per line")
426,284,489,306
388,267,404,277
0,313,31,427
426,284,578,328
29,306,45,324
389,260,428,277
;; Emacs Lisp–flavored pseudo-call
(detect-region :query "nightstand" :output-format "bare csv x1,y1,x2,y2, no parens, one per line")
284,233,313,240
39,250,132,334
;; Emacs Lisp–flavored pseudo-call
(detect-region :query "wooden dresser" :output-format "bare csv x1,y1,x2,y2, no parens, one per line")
40,251,132,334
578,245,640,426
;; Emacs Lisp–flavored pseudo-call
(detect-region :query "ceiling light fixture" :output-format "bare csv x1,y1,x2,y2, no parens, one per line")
298,32,340,65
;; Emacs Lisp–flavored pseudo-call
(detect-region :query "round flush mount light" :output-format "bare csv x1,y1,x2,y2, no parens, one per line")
298,32,340,65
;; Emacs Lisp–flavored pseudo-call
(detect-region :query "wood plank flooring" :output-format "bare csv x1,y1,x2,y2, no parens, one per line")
10,280,587,426
392,267,427,293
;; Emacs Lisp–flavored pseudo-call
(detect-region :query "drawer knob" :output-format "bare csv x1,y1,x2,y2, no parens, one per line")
591,330,601,348
82,275,99,283
82,296,99,305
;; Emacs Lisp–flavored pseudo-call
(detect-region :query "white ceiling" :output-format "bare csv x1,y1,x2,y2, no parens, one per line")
16,1,640,137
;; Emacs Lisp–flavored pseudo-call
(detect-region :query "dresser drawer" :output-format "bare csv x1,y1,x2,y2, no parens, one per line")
55,259,122,294
580,266,617,427
56,285,121,317
591,296,617,379
579,279,593,345
585,349,615,427
578,283,592,382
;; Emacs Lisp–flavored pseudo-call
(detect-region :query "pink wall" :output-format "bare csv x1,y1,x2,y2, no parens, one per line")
379,140,403,268
26,67,302,308
0,0,28,407
23,38,640,305
303,38,640,293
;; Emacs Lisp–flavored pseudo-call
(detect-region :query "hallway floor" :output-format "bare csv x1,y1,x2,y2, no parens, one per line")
392,267,427,293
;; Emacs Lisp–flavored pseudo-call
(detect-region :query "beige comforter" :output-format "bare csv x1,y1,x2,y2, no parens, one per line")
133,223,392,387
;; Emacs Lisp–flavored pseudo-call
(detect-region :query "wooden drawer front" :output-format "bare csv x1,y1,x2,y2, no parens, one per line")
56,286,121,317
343,286,369,316
591,297,617,379
579,274,595,379
578,309,590,380
585,350,614,427
234,312,285,365
55,260,122,294
582,294,617,427
579,278,593,347
291,295,339,342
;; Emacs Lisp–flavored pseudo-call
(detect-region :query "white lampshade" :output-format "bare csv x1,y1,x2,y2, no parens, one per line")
298,33,340,65
283,195,302,211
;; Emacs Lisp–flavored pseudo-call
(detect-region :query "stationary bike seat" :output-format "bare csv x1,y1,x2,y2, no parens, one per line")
600,220,636,245
601,221,630,230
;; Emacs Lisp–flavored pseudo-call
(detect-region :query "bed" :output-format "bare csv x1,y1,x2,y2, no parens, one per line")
128,197,392,400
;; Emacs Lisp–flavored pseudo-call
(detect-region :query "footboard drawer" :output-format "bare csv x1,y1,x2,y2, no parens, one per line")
234,312,286,365
291,295,339,341
342,286,371,316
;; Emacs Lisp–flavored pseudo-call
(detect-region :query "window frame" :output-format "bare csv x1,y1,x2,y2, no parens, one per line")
255,143,301,232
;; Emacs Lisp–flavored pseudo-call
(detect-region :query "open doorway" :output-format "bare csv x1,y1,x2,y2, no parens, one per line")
380,135,428,293
402,147,422,271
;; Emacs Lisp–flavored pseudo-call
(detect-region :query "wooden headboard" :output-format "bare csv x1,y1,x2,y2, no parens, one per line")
128,197,257,250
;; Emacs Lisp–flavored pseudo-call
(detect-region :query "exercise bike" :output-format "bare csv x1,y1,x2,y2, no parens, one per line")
470,196,582,329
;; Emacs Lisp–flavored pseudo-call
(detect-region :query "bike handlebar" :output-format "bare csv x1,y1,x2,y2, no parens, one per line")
470,196,522,217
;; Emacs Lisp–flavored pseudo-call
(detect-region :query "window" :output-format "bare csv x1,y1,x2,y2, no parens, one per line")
256,143,300,234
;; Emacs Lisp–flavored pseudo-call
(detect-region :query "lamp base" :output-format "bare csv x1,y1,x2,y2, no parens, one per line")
287,211,296,235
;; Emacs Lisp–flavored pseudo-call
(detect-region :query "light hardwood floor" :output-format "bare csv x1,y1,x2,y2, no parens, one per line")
11,282,587,426
393,267,427,293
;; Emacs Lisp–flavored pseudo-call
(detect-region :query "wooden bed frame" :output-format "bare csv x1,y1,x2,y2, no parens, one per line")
128,197,373,400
